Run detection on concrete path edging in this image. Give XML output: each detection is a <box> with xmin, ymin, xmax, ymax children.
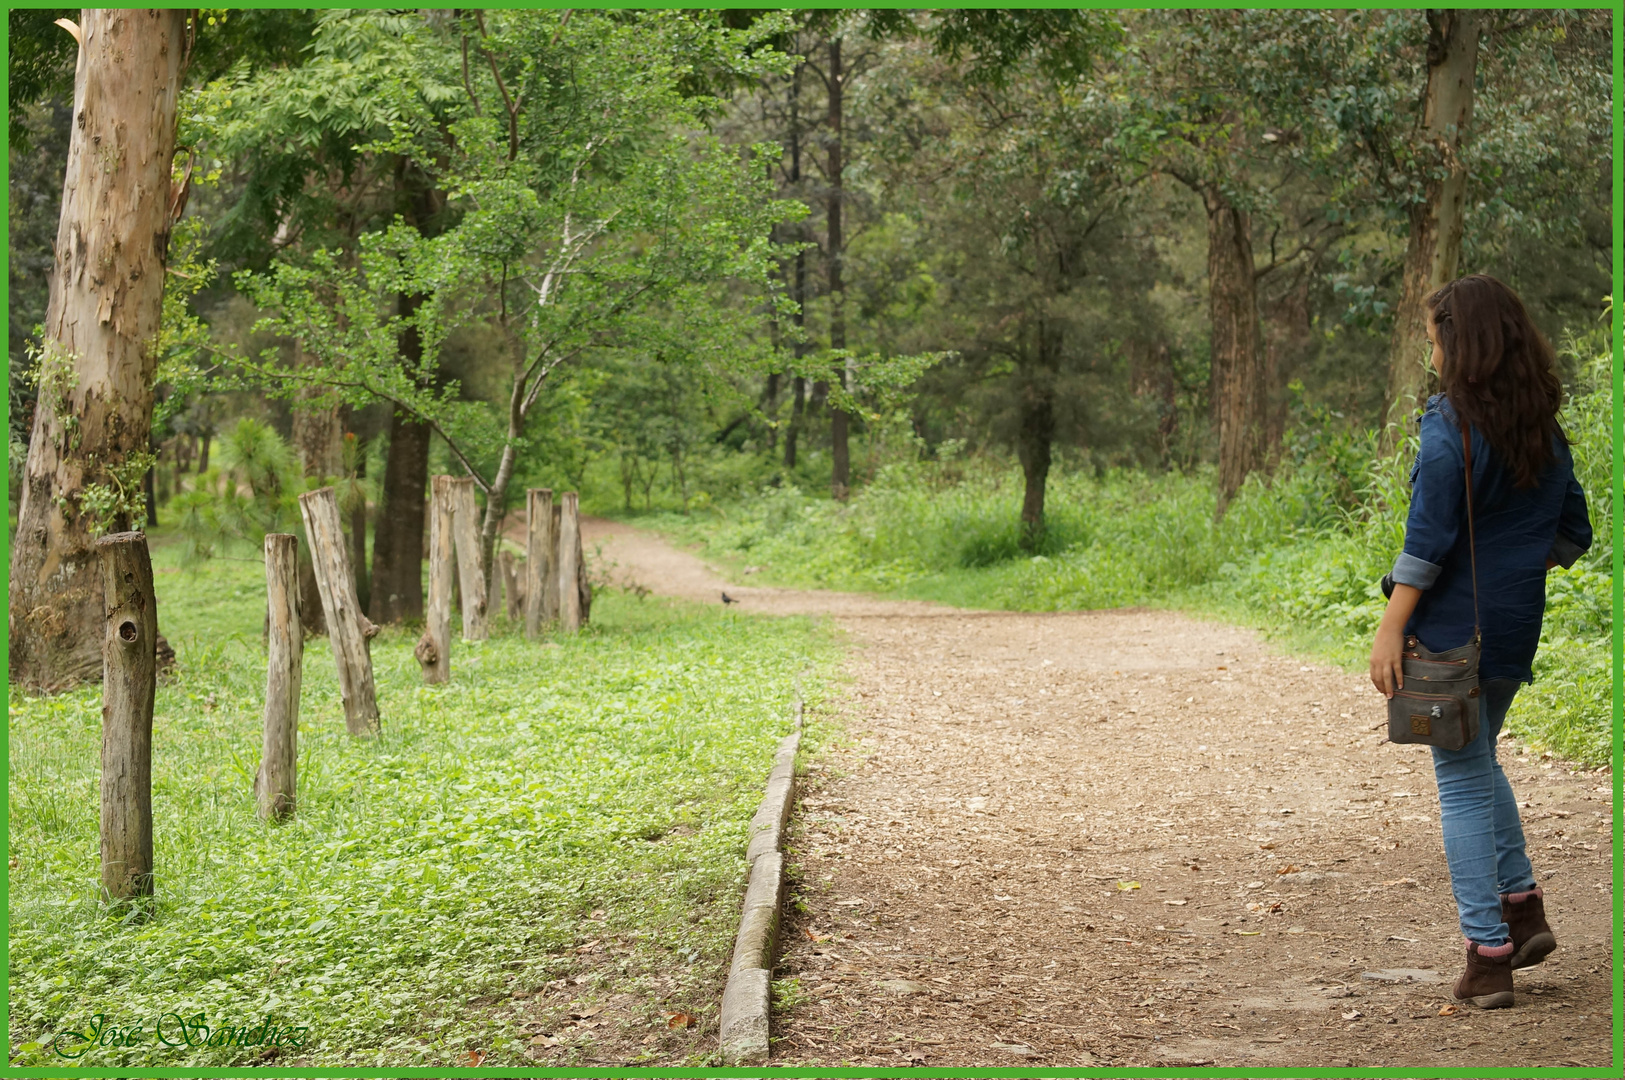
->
<box><xmin>718</xmin><ymin>699</ymin><xmax>802</xmax><ymax>1066</ymax></box>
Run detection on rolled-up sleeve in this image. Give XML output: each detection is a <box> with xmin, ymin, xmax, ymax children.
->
<box><xmin>1393</xmin><ymin>410</ymin><xmax>1465</xmax><ymax>591</ymax></box>
<box><xmin>1549</xmin><ymin>460</ymin><xmax>1593</xmax><ymax>568</ymax></box>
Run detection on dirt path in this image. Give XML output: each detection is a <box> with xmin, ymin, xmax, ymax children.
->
<box><xmin>582</xmin><ymin>517</ymin><xmax>1615</xmax><ymax>1070</ymax></box>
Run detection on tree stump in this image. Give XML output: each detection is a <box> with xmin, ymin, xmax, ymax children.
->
<box><xmin>449</xmin><ymin>476</ymin><xmax>489</xmax><ymax>640</ymax></box>
<box><xmin>416</xmin><ymin>475</ymin><xmax>456</xmax><ymax>684</ymax></box>
<box><xmin>559</xmin><ymin>492</ymin><xmax>582</xmax><ymax>633</ymax></box>
<box><xmin>524</xmin><ymin>488</ymin><xmax>553</xmax><ymax>638</ymax></box>
<box><xmin>256</xmin><ymin>533</ymin><xmax>300</xmax><ymax>821</ymax></box>
<box><xmin>297</xmin><ymin>487</ymin><xmax>381</xmax><ymax>735</ymax></box>
<box><xmin>96</xmin><ymin>531</ymin><xmax>157</xmax><ymax>904</ymax></box>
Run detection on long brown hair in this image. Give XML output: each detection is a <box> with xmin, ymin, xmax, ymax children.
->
<box><xmin>1425</xmin><ymin>274</ymin><xmax>1564</xmax><ymax>488</ymax></box>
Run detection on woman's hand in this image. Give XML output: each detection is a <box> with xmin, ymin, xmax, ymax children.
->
<box><xmin>1369</xmin><ymin>625</ymin><xmax>1406</xmax><ymax>698</ymax></box>
<box><xmin>1370</xmin><ymin>581</ymin><xmax>1424</xmax><ymax>699</ymax></box>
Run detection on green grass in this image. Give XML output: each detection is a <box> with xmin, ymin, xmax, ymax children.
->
<box><xmin>653</xmin><ymin>346</ymin><xmax>1613</xmax><ymax>768</ymax></box>
<box><xmin>7</xmin><ymin>532</ymin><xmax>842</xmax><ymax>1067</ymax></box>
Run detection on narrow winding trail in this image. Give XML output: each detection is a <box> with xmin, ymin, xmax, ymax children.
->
<box><xmin>583</xmin><ymin>518</ymin><xmax>1614</xmax><ymax>1071</ymax></box>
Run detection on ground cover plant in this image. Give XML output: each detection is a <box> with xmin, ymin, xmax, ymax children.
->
<box><xmin>7</xmin><ymin>533</ymin><xmax>840</xmax><ymax>1067</ymax></box>
<box><xmin>661</xmin><ymin>335</ymin><xmax>1613</xmax><ymax>767</ymax></box>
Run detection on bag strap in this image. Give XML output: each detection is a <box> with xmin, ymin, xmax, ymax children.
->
<box><xmin>1461</xmin><ymin>426</ymin><xmax>1481</xmax><ymax>643</ymax></box>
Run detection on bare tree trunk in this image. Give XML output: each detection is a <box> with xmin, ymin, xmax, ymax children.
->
<box><xmin>1132</xmin><ymin>339</ymin><xmax>1179</xmax><ymax>465</ymax></box>
<box><xmin>1205</xmin><ymin>187</ymin><xmax>1267</xmax><ymax>518</ymax></box>
<box><xmin>784</xmin><ymin>376</ymin><xmax>805</xmax><ymax>468</ymax></box>
<box><xmin>291</xmin><ymin>362</ymin><xmax>343</xmax><ymax>480</ymax></box>
<box><xmin>298</xmin><ymin>487</ymin><xmax>380</xmax><ymax>735</ymax></box>
<box><xmin>97</xmin><ymin>531</ymin><xmax>157</xmax><ymax>905</ymax></box>
<box><xmin>524</xmin><ymin>488</ymin><xmax>553</xmax><ymax>637</ymax></box>
<box><xmin>498</xmin><ymin>550</ymin><xmax>522</xmax><ymax>621</ymax></box>
<box><xmin>1017</xmin><ymin>322</ymin><xmax>1058</xmax><ymax>550</ymax></box>
<box><xmin>826</xmin><ymin>36</ymin><xmax>851</xmax><ymax>501</ymax></box>
<box><xmin>416</xmin><ymin>476</ymin><xmax>455</xmax><ymax>683</ymax></box>
<box><xmin>449</xmin><ymin>476</ymin><xmax>489</xmax><ymax>641</ymax></box>
<box><xmin>367</xmin><ymin>406</ymin><xmax>429</xmax><ymax>624</ymax></box>
<box><xmin>1261</xmin><ymin>266</ymin><xmax>1314</xmax><ymax>470</ymax></box>
<box><xmin>10</xmin><ymin>10</ymin><xmax>189</xmax><ymax>692</ymax></box>
<box><xmin>558</xmin><ymin>492</ymin><xmax>582</xmax><ymax>633</ymax></box>
<box><xmin>1385</xmin><ymin>10</ymin><xmax>1484</xmax><ymax>437</ymax></box>
<box><xmin>256</xmin><ymin>533</ymin><xmax>300</xmax><ymax>822</ymax></box>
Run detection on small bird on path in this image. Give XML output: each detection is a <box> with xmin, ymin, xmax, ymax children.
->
<box><xmin>721</xmin><ymin>592</ymin><xmax>737</xmax><ymax>605</ymax></box>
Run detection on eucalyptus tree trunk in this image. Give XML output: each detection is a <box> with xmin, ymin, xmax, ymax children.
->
<box><xmin>1384</xmin><ymin>10</ymin><xmax>1485</xmax><ymax>436</ymax></box>
<box><xmin>9</xmin><ymin>10</ymin><xmax>191</xmax><ymax>692</ymax></box>
<box><xmin>1204</xmin><ymin>187</ymin><xmax>1266</xmax><ymax>519</ymax></box>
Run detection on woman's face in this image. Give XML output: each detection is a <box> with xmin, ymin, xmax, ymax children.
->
<box><xmin>1425</xmin><ymin>311</ymin><xmax>1444</xmax><ymax>375</ymax></box>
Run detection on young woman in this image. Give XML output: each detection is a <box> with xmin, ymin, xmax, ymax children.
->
<box><xmin>1369</xmin><ymin>274</ymin><xmax>1592</xmax><ymax>1010</ymax></box>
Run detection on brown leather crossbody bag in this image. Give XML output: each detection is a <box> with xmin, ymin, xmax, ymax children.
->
<box><xmin>1387</xmin><ymin>428</ymin><xmax>1482</xmax><ymax>752</ymax></box>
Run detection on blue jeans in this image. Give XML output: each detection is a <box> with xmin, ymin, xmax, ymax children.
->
<box><xmin>1429</xmin><ymin>678</ymin><xmax>1536</xmax><ymax>946</ymax></box>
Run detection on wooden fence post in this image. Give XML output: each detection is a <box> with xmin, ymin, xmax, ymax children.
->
<box><xmin>96</xmin><ymin>531</ymin><xmax>156</xmax><ymax>904</ymax></box>
<box><xmin>525</xmin><ymin>488</ymin><xmax>552</xmax><ymax>637</ymax></box>
<box><xmin>297</xmin><ymin>486</ymin><xmax>381</xmax><ymax>736</ymax></box>
<box><xmin>416</xmin><ymin>475</ymin><xmax>456</xmax><ymax>684</ymax></box>
<box><xmin>545</xmin><ymin>502</ymin><xmax>563</xmax><ymax>622</ymax></box>
<box><xmin>449</xmin><ymin>476</ymin><xmax>489</xmax><ymax>640</ymax></box>
<box><xmin>256</xmin><ymin>533</ymin><xmax>300</xmax><ymax>821</ymax></box>
<box><xmin>559</xmin><ymin>492</ymin><xmax>582</xmax><ymax>632</ymax></box>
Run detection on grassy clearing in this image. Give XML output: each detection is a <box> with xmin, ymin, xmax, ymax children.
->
<box><xmin>656</xmin><ymin>345</ymin><xmax>1612</xmax><ymax>768</ymax></box>
<box><xmin>7</xmin><ymin>532</ymin><xmax>841</xmax><ymax>1067</ymax></box>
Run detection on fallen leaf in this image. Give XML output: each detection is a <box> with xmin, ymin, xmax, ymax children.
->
<box><xmin>529</xmin><ymin>1034</ymin><xmax>558</xmax><ymax>1047</ymax></box>
<box><xmin>1258</xmin><ymin>842</ymin><xmax>1277</xmax><ymax>850</ymax></box>
<box><xmin>1245</xmin><ymin>881</ymin><xmax>1265</xmax><ymax>889</ymax></box>
<box><xmin>665</xmin><ymin>1012</ymin><xmax>697</xmax><ymax>1029</ymax></box>
<box><xmin>1439</xmin><ymin>1004</ymin><xmax>1460</xmax><ymax>1016</ymax></box>
<box><xmin>463</xmin><ymin>1050</ymin><xmax>487</xmax><ymax>1066</ymax></box>
<box><xmin>577</xmin><ymin>939</ymin><xmax>603</xmax><ymax>952</ymax></box>
<box><xmin>1276</xmin><ymin>864</ymin><xmax>1301</xmax><ymax>875</ymax></box>
<box><xmin>803</xmin><ymin>927</ymin><xmax>829</xmax><ymax>943</ymax></box>
<box><xmin>1117</xmin><ymin>880</ymin><xmax>1141</xmax><ymax>891</ymax></box>
<box><xmin>1163</xmin><ymin>899</ymin><xmax>1187</xmax><ymax>906</ymax></box>
<box><xmin>1341</xmin><ymin>1010</ymin><xmax>1363</xmax><ymax>1021</ymax></box>
<box><xmin>993</xmin><ymin>894</ymin><xmax>1016</xmax><ymax>901</ymax></box>
<box><xmin>1235</xmin><ymin>930</ymin><xmax>1261</xmax><ymax>936</ymax></box>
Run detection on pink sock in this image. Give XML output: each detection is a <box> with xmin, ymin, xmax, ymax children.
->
<box><xmin>1470</xmin><ymin>939</ymin><xmax>1514</xmax><ymax>957</ymax></box>
<box><xmin>1503</xmin><ymin>888</ymin><xmax>1542</xmax><ymax>903</ymax></box>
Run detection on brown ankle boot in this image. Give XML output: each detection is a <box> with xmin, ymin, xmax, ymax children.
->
<box><xmin>1501</xmin><ymin>889</ymin><xmax>1556</xmax><ymax>970</ymax></box>
<box><xmin>1452</xmin><ymin>941</ymin><xmax>1514</xmax><ymax>1008</ymax></box>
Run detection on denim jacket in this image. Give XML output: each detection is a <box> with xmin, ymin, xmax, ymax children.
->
<box><xmin>1390</xmin><ymin>395</ymin><xmax>1592</xmax><ymax>683</ymax></box>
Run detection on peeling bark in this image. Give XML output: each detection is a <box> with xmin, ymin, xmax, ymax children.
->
<box><xmin>9</xmin><ymin>10</ymin><xmax>190</xmax><ymax>692</ymax></box>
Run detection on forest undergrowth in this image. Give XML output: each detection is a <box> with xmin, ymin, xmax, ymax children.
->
<box><xmin>7</xmin><ymin>535</ymin><xmax>840</xmax><ymax>1067</ymax></box>
<box><xmin>663</xmin><ymin>340</ymin><xmax>1614</xmax><ymax>767</ymax></box>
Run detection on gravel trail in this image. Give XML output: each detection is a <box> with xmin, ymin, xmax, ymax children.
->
<box><xmin>581</xmin><ymin>517</ymin><xmax>1615</xmax><ymax>1070</ymax></box>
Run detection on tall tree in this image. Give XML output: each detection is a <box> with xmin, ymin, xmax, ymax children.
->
<box><xmin>208</xmin><ymin>9</ymin><xmax>457</xmax><ymax>623</ymax></box>
<box><xmin>1383</xmin><ymin>9</ymin><xmax>1485</xmax><ymax>429</ymax></box>
<box><xmin>241</xmin><ymin>9</ymin><xmax>799</xmax><ymax>583</ymax></box>
<box><xmin>10</xmin><ymin>10</ymin><xmax>192</xmax><ymax>690</ymax></box>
